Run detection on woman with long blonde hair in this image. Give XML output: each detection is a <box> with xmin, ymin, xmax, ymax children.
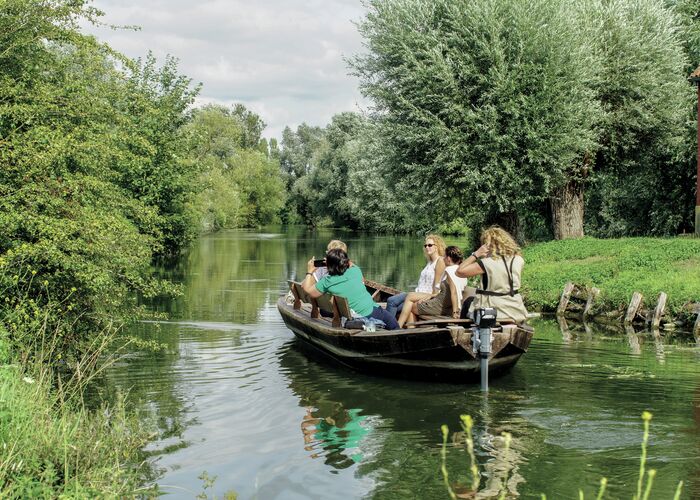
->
<box><xmin>387</xmin><ymin>234</ymin><xmax>446</xmax><ymax>324</ymax></box>
<box><xmin>394</xmin><ymin>234</ymin><xmax>446</xmax><ymax>328</ymax></box>
<box><xmin>456</xmin><ymin>226</ymin><xmax>528</xmax><ymax>323</ymax></box>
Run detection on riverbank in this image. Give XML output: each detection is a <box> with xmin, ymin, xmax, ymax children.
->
<box><xmin>521</xmin><ymin>237</ymin><xmax>700</xmax><ymax>323</ymax></box>
<box><xmin>0</xmin><ymin>334</ymin><xmax>155</xmax><ymax>497</ymax></box>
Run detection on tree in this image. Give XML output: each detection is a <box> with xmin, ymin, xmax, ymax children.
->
<box><xmin>0</xmin><ymin>0</ymin><xmax>197</xmax><ymax>357</ymax></box>
<box><xmin>230</xmin><ymin>150</ymin><xmax>286</xmax><ymax>226</ymax></box>
<box><xmin>352</xmin><ymin>0</ymin><xmax>601</xmax><ymax>240</ymax></box>
<box><xmin>118</xmin><ymin>53</ymin><xmax>200</xmax><ymax>254</ymax></box>
<box><xmin>306</xmin><ymin>112</ymin><xmax>365</xmax><ymax>227</ymax></box>
<box><xmin>279</xmin><ymin>123</ymin><xmax>326</xmax><ymax>224</ymax></box>
<box><xmin>584</xmin><ymin>0</ymin><xmax>692</xmax><ymax>236</ymax></box>
<box><xmin>344</xmin><ymin>120</ymin><xmax>432</xmax><ymax>232</ymax></box>
<box><xmin>231</xmin><ymin>103</ymin><xmax>266</xmax><ymax>149</ymax></box>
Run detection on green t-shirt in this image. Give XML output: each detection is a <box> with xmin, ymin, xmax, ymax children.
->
<box><xmin>315</xmin><ymin>265</ymin><xmax>376</xmax><ymax>317</ymax></box>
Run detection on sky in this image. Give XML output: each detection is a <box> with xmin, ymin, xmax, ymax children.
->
<box><xmin>84</xmin><ymin>0</ymin><xmax>369</xmax><ymax>140</ymax></box>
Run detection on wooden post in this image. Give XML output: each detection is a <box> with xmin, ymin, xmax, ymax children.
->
<box><xmin>582</xmin><ymin>287</ymin><xmax>600</xmax><ymax>318</ymax></box>
<box><xmin>625</xmin><ymin>324</ymin><xmax>641</xmax><ymax>355</ymax></box>
<box><xmin>649</xmin><ymin>292</ymin><xmax>667</xmax><ymax>329</ymax></box>
<box><xmin>624</xmin><ymin>292</ymin><xmax>643</xmax><ymax>325</ymax></box>
<box><xmin>557</xmin><ymin>282</ymin><xmax>575</xmax><ymax>316</ymax></box>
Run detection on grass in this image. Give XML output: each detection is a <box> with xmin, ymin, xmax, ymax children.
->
<box><xmin>0</xmin><ymin>314</ymin><xmax>158</xmax><ymax>498</ymax></box>
<box><xmin>521</xmin><ymin>237</ymin><xmax>700</xmax><ymax>317</ymax></box>
<box><xmin>0</xmin><ymin>362</ymin><xmax>156</xmax><ymax>498</ymax></box>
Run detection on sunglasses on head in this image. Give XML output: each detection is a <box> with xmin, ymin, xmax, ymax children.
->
<box><xmin>424</xmin><ymin>243</ymin><xmax>435</xmax><ymax>248</ymax></box>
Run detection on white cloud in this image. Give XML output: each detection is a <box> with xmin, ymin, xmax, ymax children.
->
<box><xmin>84</xmin><ymin>0</ymin><xmax>369</xmax><ymax>139</ymax></box>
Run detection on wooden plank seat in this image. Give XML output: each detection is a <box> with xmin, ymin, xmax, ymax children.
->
<box><xmin>407</xmin><ymin>317</ymin><xmax>474</xmax><ymax>327</ymax></box>
<box><xmin>288</xmin><ymin>281</ymin><xmax>355</xmax><ymax>328</ymax></box>
<box><xmin>407</xmin><ymin>314</ymin><xmax>516</xmax><ymax>328</ymax></box>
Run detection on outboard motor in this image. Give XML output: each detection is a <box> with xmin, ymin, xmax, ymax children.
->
<box><xmin>472</xmin><ymin>308</ymin><xmax>497</xmax><ymax>392</ymax></box>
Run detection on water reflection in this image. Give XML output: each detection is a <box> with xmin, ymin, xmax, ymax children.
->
<box><xmin>279</xmin><ymin>341</ymin><xmax>535</xmax><ymax>498</ymax></box>
<box><xmin>92</xmin><ymin>229</ymin><xmax>700</xmax><ymax>499</ymax></box>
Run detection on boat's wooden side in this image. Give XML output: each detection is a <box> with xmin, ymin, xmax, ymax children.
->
<box><xmin>277</xmin><ymin>296</ymin><xmax>533</xmax><ymax>381</ymax></box>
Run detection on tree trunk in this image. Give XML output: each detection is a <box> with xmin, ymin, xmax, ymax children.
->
<box><xmin>483</xmin><ymin>211</ymin><xmax>522</xmax><ymax>244</ymax></box>
<box><xmin>550</xmin><ymin>180</ymin><xmax>584</xmax><ymax>239</ymax></box>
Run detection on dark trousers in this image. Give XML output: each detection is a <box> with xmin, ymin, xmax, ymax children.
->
<box><xmin>369</xmin><ymin>306</ymin><xmax>400</xmax><ymax>330</ymax></box>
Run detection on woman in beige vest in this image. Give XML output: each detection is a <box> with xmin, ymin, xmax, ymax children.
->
<box><xmin>456</xmin><ymin>226</ymin><xmax>528</xmax><ymax>323</ymax></box>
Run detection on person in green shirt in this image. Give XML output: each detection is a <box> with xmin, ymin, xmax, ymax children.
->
<box><xmin>302</xmin><ymin>248</ymin><xmax>400</xmax><ymax>330</ymax></box>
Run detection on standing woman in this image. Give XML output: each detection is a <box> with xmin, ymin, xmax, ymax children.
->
<box><xmin>386</xmin><ymin>234</ymin><xmax>447</xmax><ymax>318</ymax></box>
<box><xmin>456</xmin><ymin>226</ymin><xmax>528</xmax><ymax>323</ymax></box>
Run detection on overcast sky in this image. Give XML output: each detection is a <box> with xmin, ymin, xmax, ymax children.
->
<box><xmin>85</xmin><ymin>0</ymin><xmax>369</xmax><ymax>140</ymax></box>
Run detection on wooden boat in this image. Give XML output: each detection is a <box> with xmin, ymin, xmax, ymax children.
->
<box><xmin>277</xmin><ymin>279</ymin><xmax>533</xmax><ymax>382</ymax></box>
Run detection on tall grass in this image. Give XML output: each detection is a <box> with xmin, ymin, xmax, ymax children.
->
<box><xmin>0</xmin><ymin>308</ymin><xmax>157</xmax><ymax>498</ymax></box>
<box><xmin>440</xmin><ymin>412</ymin><xmax>685</xmax><ymax>499</ymax></box>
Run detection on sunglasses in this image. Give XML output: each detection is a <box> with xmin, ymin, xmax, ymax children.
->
<box><xmin>423</xmin><ymin>243</ymin><xmax>435</xmax><ymax>248</ymax></box>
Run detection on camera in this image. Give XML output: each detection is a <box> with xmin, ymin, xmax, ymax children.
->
<box><xmin>313</xmin><ymin>258</ymin><xmax>326</xmax><ymax>268</ymax></box>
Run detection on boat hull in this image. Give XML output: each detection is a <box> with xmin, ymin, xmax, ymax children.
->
<box><xmin>277</xmin><ymin>297</ymin><xmax>533</xmax><ymax>382</ymax></box>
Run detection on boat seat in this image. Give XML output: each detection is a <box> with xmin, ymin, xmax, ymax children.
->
<box><xmin>290</xmin><ymin>281</ymin><xmax>321</xmax><ymax>319</ymax></box>
<box><xmin>288</xmin><ymin>281</ymin><xmax>353</xmax><ymax>328</ymax></box>
<box><xmin>408</xmin><ymin>316</ymin><xmax>474</xmax><ymax>327</ymax></box>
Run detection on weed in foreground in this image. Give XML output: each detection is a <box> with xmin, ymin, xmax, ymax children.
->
<box><xmin>441</xmin><ymin>412</ymin><xmax>685</xmax><ymax>499</ymax></box>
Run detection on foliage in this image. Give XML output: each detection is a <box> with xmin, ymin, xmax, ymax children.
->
<box><xmin>351</xmin><ymin>0</ymin><xmax>601</xmax><ymax>237</ymax></box>
<box><xmin>230</xmin><ymin>149</ymin><xmax>286</xmax><ymax>226</ymax></box>
<box><xmin>0</xmin><ymin>365</ymin><xmax>156</xmax><ymax>498</ymax></box>
<box><xmin>667</xmin><ymin>0</ymin><xmax>700</xmax><ymax>72</ymax></box>
<box><xmin>584</xmin><ymin>0</ymin><xmax>693</xmax><ymax>237</ymax></box>
<box><xmin>338</xmin><ymin>0</ymin><xmax>695</xmax><ymax>239</ymax></box>
<box><xmin>343</xmin><ymin>118</ymin><xmax>433</xmax><ymax>232</ymax></box>
<box><xmin>304</xmin><ymin>112</ymin><xmax>363</xmax><ymax>227</ymax></box>
<box><xmin>521</xmin><ymin>237</ymin><xmax>700</xmax><ymax>315</ymax></box>
<box><xmin>118</xmin><ymin>53</ymin><xmax>201</xmax><ymax>254</ymax></box>
<box><xmin>183</xmin><ymin>104</ymin><xmax>286</xmax><ymax>230</ymax></box>
<box><xmin>279</xmin><ymin>123</ymin><xmax>327</xmax><ymax>224</ymax></box>
<box><xmin>0</xmin><ymin>0</ymin><xmax>199</xmax><ymax>361</ymax></box>
<box><xmin>0</xmin><ymin>313</ymin><xmax>156</xmax><ymax>499</ymax></box>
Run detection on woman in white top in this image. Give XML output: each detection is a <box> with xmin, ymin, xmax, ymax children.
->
<box><xmin>399</xmin><ymin>246</ymin><xmax>468</xmax><ymax>327</ymax></box>
<box><xmin>392</xmin><ymin>234</ymin><xmax>446</xmax><ymax>326</ymax></box>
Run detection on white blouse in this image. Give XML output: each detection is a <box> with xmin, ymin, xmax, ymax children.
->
<box><xmin>444</xmin><ymin>265</ymin><xmax>469</xmax><ymax>304</ymax></box>
<box><xmin>415</xmin><ymin>260</ymin><xmax>438</xmax><ymax>293</ymax></box>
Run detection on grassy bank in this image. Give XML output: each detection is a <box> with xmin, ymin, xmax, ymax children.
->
<box><xmin>521</xmin><ymin>237</ymin><xmax>700</xmax><ymax>318</ymax></box>
<box><xmin>0</xmin><ymin>331</ymin><xmax>156</xmax><ymax>498</ymax></box>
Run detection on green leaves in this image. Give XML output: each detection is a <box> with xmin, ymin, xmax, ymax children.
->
<box><xmin>350</xmin><ymin>0</ymin><xmax>694</xmax><ymax>238</ymax></box>
<box><xmin>0</xmin><ymin>0</ymin><xmax>197</xmax><ymax>360</ymax></box>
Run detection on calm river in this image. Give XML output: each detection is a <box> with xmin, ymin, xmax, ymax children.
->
<box><xmin>97</xmin><ymin>228</ymin><xmax>700</xmax><ymax>499</ymax></box>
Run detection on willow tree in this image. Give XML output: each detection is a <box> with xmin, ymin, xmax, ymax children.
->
<box><xmin>352</xmin><ymin>0</ymin><xmax>601</xmax><ymax>239</ymax></box>
<box><xmin>584</xmin><ymin>0</ymin><xmax>692</xmax><ymax>236</ymax></box>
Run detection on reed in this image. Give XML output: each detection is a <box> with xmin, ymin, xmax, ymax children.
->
<box><xmin>0</xmin><ymin>309</ymin><xmax>156</xmax><ymax>497</ymax></box>
<box><xmin>441</xmin><ymin>412</ymin><xmax>685</xmax><ymax>499</ymax></box>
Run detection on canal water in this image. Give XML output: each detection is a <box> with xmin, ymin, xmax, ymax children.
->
<box><xmin>96</xmin><ymin>229</ymin><xmax>700</xmax><ymax>499</ymax></box>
